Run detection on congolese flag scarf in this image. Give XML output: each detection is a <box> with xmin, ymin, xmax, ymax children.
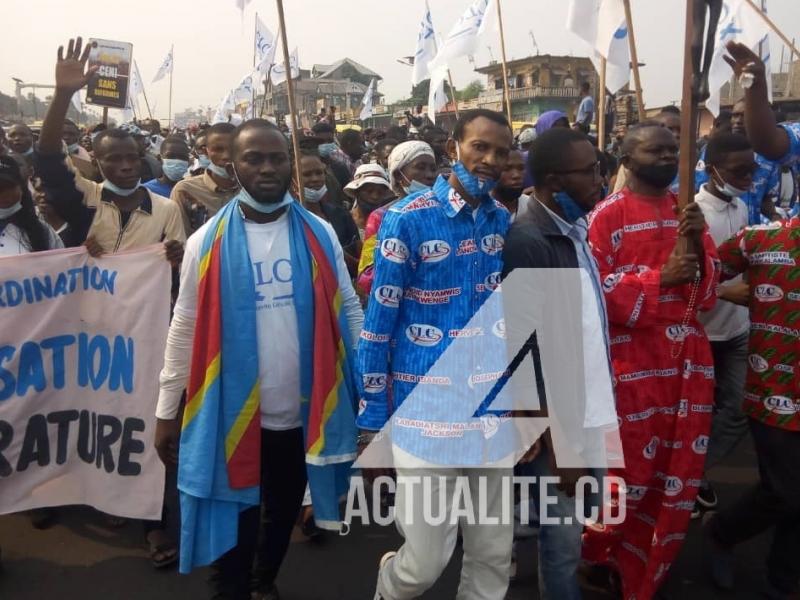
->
<box><xmin>177</xmin><ymin>194</ymin><xmax>359</xmax><ymax>573</ymax></box>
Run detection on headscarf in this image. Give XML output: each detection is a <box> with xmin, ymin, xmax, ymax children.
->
<box><xmin>386</xmin><ymin>141</ymin><xmax>434</xmax><ymax>191</ymax></box>
<box><xmin>535</xmin><ymin>111</ymin><xmax>568</xmax><ymax>136</ymax></box>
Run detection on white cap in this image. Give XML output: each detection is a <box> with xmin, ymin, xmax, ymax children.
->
<box><xmin>344</xmin><ymin>163</ymin><xmax>392</xmax><ymax>198</ymax></box>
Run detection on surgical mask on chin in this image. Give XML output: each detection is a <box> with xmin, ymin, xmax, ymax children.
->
<box><xmin>232</xmin><ymin>166</ymin><xmax>293</xmax><ymax>214</ymax></box>
<box><xmin>401</xmin><ymin>173</ymin><xmax>430</xmax><ymax>196</ymax></box>
<box><xmin>197</xmin><ymin>155</ymin><xmax>211</xmax><ymax>169</ymax></box>
<box><xmin>162</xmin><ymin>158</ymin><xmax>189</xmax><ymax>182</ymax></box>
<box><xmin>102</xmin><ymin>179</ymin><xmax>141</xmax><ymax>197</ymax></box>
<box><xmin>633</xmin><ymin>162</ymin><xmax>679</xmax><ymax>189</ymax></box>
<box><xmin>303</xmin><ymin>185</ymin><xmax>327</xmax><ymax>203</ymax></box>
<box><xmin>0</xmin><ymin>201</ymin><xmax>22</xmax><ymax>219</ymax></box>
<box><xmin>207</xmin><ymin>161</ymin><xmax>233</xmax><ymax>180</ymax></box>
<box><xmin>97</xmin><ymin>164</ymin><xmax>141</xmax><ymax>197</ymax></box>
<box><xmin>67</xmin><ymin>143</ymin><xmax>80</xmax><ymax>154</ymax></box>
<box><xmin>453</xmin><ymin>143</ymin><xmax>497</xmax><ymax>198</ymax></box>
<box><xmin>22</xmin><ymin>147</ymin><xmax>34</xmax><ymax>157</ymax></box>
<box><xmin>712</xmin><ymin>167</ymin><xmax>749</xmax><ymax>198</ymax></box>
<box><xmin>554</xmin><ymin>191</ymin><xmax>589</xmax><ymax>222</ymax></box>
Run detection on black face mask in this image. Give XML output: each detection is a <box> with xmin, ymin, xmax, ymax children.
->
<box><xmin>632</xmin><ymin>162</ymin><xmax>679</xmax><ymax>189</ymax></box>
<box><xmin>495</xmin><ymin>185</ymin><xmax>524</xmax><ymax>203</ymax></box>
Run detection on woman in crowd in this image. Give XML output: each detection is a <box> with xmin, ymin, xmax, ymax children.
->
<box><xmin>356</xmin><ymin>140</ymin><xmax>437</xmax><ymax>297</ymax></box>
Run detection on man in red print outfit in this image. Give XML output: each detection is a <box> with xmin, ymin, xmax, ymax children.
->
<box><xmin>582</xmin><ymin>123</ymin><xmax>720</xmax><ymax>600</ymax></box>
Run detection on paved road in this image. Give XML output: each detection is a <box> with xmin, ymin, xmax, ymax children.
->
<box><xmin>0</xmin><ymin>438</ymin><xmax>773</xmax><ymax>600</ymax></box>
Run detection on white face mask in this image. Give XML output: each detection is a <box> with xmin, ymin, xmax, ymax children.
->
<box><xmin>207</xmin><ymin>161</ymin><xmax>233</xmax><ymax>180</ymax></box>
<box><xmin>712</xmin><ymin>167</ymin><xmax>749</xmax><ymax>198</ymax></box>
<box><xmin>400</xmin><ymin>173</ymin><xmax>430</xmax><ymax>195</ymax></box>
<box><xmin>0</xmin><ymin>201</ymin><xmax>23</xmax><ymax>219</ymax></box>
<box><xmin>303</xmin><ymin>185</ymin><xmax>327</xmax><ymax>203</ymax></box>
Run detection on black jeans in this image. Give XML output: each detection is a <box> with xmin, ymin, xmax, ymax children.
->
<box><xmin>209</xmin><ymin>427</ymin><xmax>307</xmax><ymax>600</ymax></box>
<box><xmin>712</xmin><ymin>420</ymin><xmax>800</xmax><ymax>594</ymax></box>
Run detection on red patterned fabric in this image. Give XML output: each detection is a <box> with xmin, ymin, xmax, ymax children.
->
<box><xmin>583</xmin><ymin>190</ymin><xmax>721</xmax><ymax>600</ymax></box>
<box><xmin>717</xmin><ymin>217</ymin><xmax>800</xmax><ymax>432</ymax></box>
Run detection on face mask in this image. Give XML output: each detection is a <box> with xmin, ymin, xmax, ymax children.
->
<box><xmin>197</xmin><ymin>155</ymin><xmax>211</xmax><ymax>169</ymax></box>
<box><xmin>401</xmin><ymin>173</ymin><xmax>430</xmax><ymax>195</ymax></box>
<box><xmin>67</xmin><ymin>143</ymin><xmax>80</xmax><ymax>154</ymax></box>
<box><xmin>162</xmin><ymin>159</ymin><xmax>189</xmax><ymax>182</ymax></box>
<box><xmin>102</xmin><ymin>179</ymin><xmax>141</xmax><ymax>197</ymax></box>
<box><xmin>233</xmin><ymin>166</ymin><xmax>293</xmax><ymax>214</ymax></box>
<box><xmin>453</xmin><ymin>143</ymin><xmax>497</xmax><ymax>198</ymax></box>
<box><xmin>554</xmin><ymin>191</ymin><xmax>589</xmax><ymax>222</ymax></box>
<box><xmin>207</xmin><ymin>161</ymin><xmax>233</xmax><ymax>180</ymax></box>
<box><xmin>712</xmin><ymin>167</ymin><xmax>749</xmax><ymax>198</ymax></box>
<box><xmin>22</xmin><ymin>147</ymin><xmax>34</xmax><ymax>157</ymax></box>
<box><xmin>318</xmin><ymin>143</ymin><xmax>337</xmax><ymax>158</ymax></box>
<box><xmin>303</xmin><ymin>185</ymin><xmax>327</xmax><ymax>203</ymax></box>
<box><xmin>632</xmin><ymin>162</ymin><xmax>679</xmax><ymax>189</ymax></box>
<box><xmin>0</xmin><ymin>201</ymin><xmax>22</xmax><ymax>219</ymax></box>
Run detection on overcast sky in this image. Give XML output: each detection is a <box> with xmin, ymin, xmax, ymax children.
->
<box><xmin>2</xmin><ymin>0</ymin><xmax>799</xmax><ymax>121</ymax></box>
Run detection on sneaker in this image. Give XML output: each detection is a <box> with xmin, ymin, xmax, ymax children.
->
<box><xmin>696</xmin><ymin>484</ymin><xmax>718</xmax><ymax>510</ymax></box>
<box><xmin>373</xmin><ymin>551</ymin><xmax>397</xmax><ymax>600</ymax></box>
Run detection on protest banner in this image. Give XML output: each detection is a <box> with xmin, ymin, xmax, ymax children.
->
<box><xmin>0</xmin><ymin>245</ymin><xmax>169</xmax><ymax>520</ymax></box>
<box><xmin>85</xmin><ymin>38</ymin><xmax>134</xmax><ymax>109</ymax></box>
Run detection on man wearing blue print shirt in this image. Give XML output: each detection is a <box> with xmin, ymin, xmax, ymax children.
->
<box><xmin>358</xmin><ymin>109</ymin><xmax>515</xmax><ymax>600</ymax></box>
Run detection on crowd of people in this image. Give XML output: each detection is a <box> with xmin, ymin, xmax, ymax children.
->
<box><xmin>1</xmin><ymin>35</ymin><xmax>800</xmax><ymax>600</ymax></box>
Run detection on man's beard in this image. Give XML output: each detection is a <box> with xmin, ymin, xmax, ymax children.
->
<box><xmin>253</xmin><ymin>182</ymin><xmax>290</xmax><ymax>205</ymax></box>
<box><xmin>495</xmin><ymin>185</ymin><xmax>524</xmax><ymax>203</ymax></box>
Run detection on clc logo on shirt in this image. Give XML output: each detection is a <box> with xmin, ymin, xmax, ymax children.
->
<box><xmin>362</xmin><ymin>373</ymin><xmax>388</xmax><ymax>394</ymax></box>
<box><xmin>374</xmin><ymin>285</ymin><xmax>403</xmax><ymax>308</ymax></box>
<box><xmin>381</xmin><ymin>238</ymin><xmax>410</xmax><ymax>263</ymax></box>
<box><xmin>418</xmin><ymin>240</ymin><xmax>451</xmax><ymax>263</ymax></box>
<box><xmin>663</xmin><ymin>476</ymin><xmax>684</xmax><ymax>497</ymax></box>
<box><xmin>754</xmin><ymin>284</ymin><xmax>784</xmax><ymax>302</ymax></box>
<box><xmin>406</xmin><ymin>324</ymin><xmax>444</xmax><ymax>347</ymax></box>
<box><xmin>480</xmin><ymin>234</ymin><xmax>504</xmax><ymax>255</ymax></box>
<box><xmin>484</xmin><ymin>272</ymin><xmax>502</xmax><ymax>291</ymax></box>
<box><xmin>253</xmin><ymin>259</ymin><xmax>293</xmax><ymax>303</ymax></box>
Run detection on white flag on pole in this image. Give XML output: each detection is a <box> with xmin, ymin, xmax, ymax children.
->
<box><xmin>212</xmin><ymin>90</ymin><xmax>236</xmax><ymax>124</ymax></box>
<box><xmin>360</xmin><ymin>79</ymin><xmax>376</xmax><ymax>121</ymax></box>
<box><xmin>427</xmin><ymin>64</ymin><xmax>450</xmax><ymax>125</ymax></box>
<box><xmin>431</xmin><ymin>0</ymin><xmax>494</xmax><ymax>68</ymax></box>
<box><xmin>707</xmin><ymin>0</ymin><xmax>772</xmax><ymax>115</ymax></box>
<box><xmin>255</xmin><ymin>16</ymin><xmax>278</xmax><ymax>74</ymax></box>
<box><xmin>566</xmin><ymin>0</ymin><xmax>630</xmax><ymax>93</ymax></box>
<box><xmin>270</xmin><ymin>46</ymin><xmax>299</xmax><ymax>85</ymax></box>
<box><xmin>412</xmin><ymin>1</ymin><xmax>438</xmax><ymax>85</ymax></box>
<box><xmin>235</xmin><ymin>0</ymin><xmax>252</xmax><ymax>12</ymax></box>
<box><xmin>129</xmin><ymin>60</ymin><xmax>145</xmax><ymax>107</ymax></box>
<box><xmin>152</xmin><ymin>47</ymin><xmax>173</xmax><ymax>83</ymax></box>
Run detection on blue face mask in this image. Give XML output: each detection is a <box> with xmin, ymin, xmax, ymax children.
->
<box><xmin>207</xmin><ymin>161</ymin><xmax>233</xmax><ymax>180</ymax></box>
<box><xmin>303</xmin><ymin>185</ymin><xmax>327</xmax><ymax>203</ymax></box>
<box><xmin>162</xmin><ymin>159</ymin><xmax>189</xmax><ymax>182</ymax></box>
<box><xmin>102</xmin><ymin>179</ymin><xmax>141</xmax><ymax>197</ymax></box>
<box><xmin>318</xmin><ymin>143</ymin><xmax>337</xmax><ymax>158</ymax></box>
<box><xmin>554</xmin><ymin>191</ymin><xmax>589</xmax><ymax>223</ymax></box>
<box><xmin>67</xmin><ymin>143</ymin><xmax>80</xmax><ymax>154</ymax></box>
<box><xmin>197</xmin><ymin>155</ymin><xmax>211</xmax><ymax>169</ymax></box>
<box><xmin>233</xmin><ymin>166</ymin><xmax>293</xmax><ymax>214</ymax></box>
<box><xmin>453</xmin><ymin>143</ymin><xmax>497</xmax><ymax>198</ymax></box>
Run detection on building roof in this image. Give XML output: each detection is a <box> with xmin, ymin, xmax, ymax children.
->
<box><xmin>474</xmin><ymin>54</ymin><xmax>594</xmax><ymax>74</ymax></box>
<box><xmin>312</xmin><ymin>58</ymin><xmax>382</xmax><ymax>81</ymax></box>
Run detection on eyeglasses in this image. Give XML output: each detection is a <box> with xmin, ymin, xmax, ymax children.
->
<box><xmin>553</xmin><ymin>161</ymin><xmax>602</xmax><ymax>178</ymax></box>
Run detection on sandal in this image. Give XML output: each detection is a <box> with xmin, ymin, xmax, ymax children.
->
<box><xmin>146</xmin><ymin>531</ymin><xmax>178</xmax><ymax>569</ymax></box>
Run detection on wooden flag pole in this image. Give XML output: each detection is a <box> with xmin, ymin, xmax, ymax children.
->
<box><xmin>168</xmin><ymin>45</ymin><xmax>174</xmax><ymax>129</ymax></box>
<box><xmin>677</xmin><ymin>0</ymin><xmax>699</xmax><ymax>212</ymax></box>
<box><xmin>622</xmin><ymin>0</ymin><xmax>646</xmax><ymax>121</ymax></box>
<box><xmin>447</xmin><ymin>70</ymin><xmax>460</xmax><ymax>119</ymax></box>
<box><xmin>598</xmin><ymin>57</ymin><xmax>607</xmax><ymax>150</ymax></box>
<box><xmin>495</xmin><ymin>0</ymin><xmax>513</xmax><ymax>124</ymax></box>
<box><xmin>742</xmin><ymin>0</ymin><xmax>800</xmax><ymax>56</ymax></box>
<box><xmin>275</xmin><ymin>0</ymin><xmax>305</xmax><ymax>205</ymax></box>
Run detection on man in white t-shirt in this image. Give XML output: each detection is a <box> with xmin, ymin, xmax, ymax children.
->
<box><xmin>155</xmin><ymin>119</ymin><xmax>363</xmax><ymax>600</ymax></box>
<box><xmin>694</xmin><ymin>132</ymin><xmax>755</xmax><ymax>518</ymax></box>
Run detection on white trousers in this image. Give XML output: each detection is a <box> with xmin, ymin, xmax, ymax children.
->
<box><xmin>377</xmin><ymin>448</ymin><xmax>514</xmax><ymax>600</ymax></box>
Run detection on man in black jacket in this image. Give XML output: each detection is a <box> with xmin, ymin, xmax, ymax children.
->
<box><xmin>502</xmin><ymin>128</ymin><xmax>617</xmax><ymax>600</ymax></box>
